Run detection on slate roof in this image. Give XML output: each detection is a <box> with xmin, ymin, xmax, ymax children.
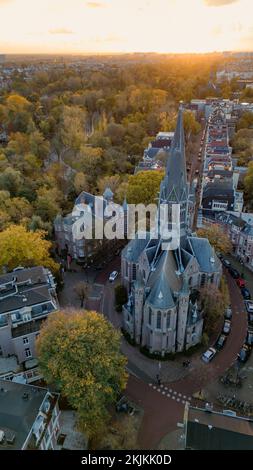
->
<box><xmin>146</xmin><ymin>249</ymin><xmax>182</xmax><ymax>308</ymax></box>
<box><xmin>186</xmin><ymin>406</ymin><xmax>253</xmax><ymax>450</ymax></box>
<box><xmin>121</xmin><ymin>234</ymin><xmax>151</xmax><ymax>263</ymax></box>
<box><xmin>187</xmin><ymin>237</ymin><xmax>220</xmax><ymax>273</ymax></box>
<box><xmin>0</xmin><ymin>267</ymin><xmax>55</xmax><ymax>315</ymax></box>
<box><xmin>0</xmin><ymin>380</ymin><xmax>51</xmax><ymax>450</ymax></box>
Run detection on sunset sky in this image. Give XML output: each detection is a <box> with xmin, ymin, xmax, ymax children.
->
<box><xmin>0</xmin><ymin>0</ymin><xmax>253</xmax><ymax>54</ymax></box>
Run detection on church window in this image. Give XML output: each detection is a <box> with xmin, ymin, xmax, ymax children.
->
<box><xmin>149</xmin><ymin>307</ymin><xmax>152</xmax><ymax>326</ymax></box>
<box><xmin>200</xmin><ymin>274</ymin><xmax>206</xmax><ymax>286</ymax></box>
<box><xmin>142</xmin><ymin>269</ymin><xmax>146</xmax><ymax>280</ymax></box>
<box><xmin>132</xmin><ymin>264</ymin><xmax>136</xmax><ymax>281</ymax></box>
<box><xmin>189</xmin><ymin>277</ymin><xmax>192</xmax><ymax>286</ymax></box>
<box><xmin>157</xmin><ymin>311</ymin><xmax>161</xmax><ymax>329</ymax></box>
<box><xmin>166</xmin><ymin>312</ymin><xmax>171</xmax><ymax>329</ymax></box>
<box><xmin>210</xmin><ymin>274</ymin><xmax>214</xmax><ymax>284</ymax></box>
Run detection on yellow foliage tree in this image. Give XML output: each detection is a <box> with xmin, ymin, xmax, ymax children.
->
<box><xmin>197</xmin><ymin>224</ymin><xmax>232</xmax><ymax>254</ymax></box>
<box><xmin>0</xmin><ymin>224</ymin><xmax>58</xmax><ymax>273</ymax></box>
<box><xmin>36</xmin><ymin>309</ymin><xmax>128</xmax><ymax>439</ymax></box>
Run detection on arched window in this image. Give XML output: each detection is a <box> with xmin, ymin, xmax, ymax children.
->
<box><xmin>166</xmin><ymin>312</ymin><xmax>171</xmax><ymax>329</ymax></box>
<box><xmin>189</xmin><ymin>277</ymin><xmax>192</xmax><ymax>287</ymax></box>
<box><xmin>149</xmin><ymin>307</ymin><xmax>152</xmax><ymax>326</ymax></box>
<box><xmin>210</xmin><ymin>274</ymin><xmax>214</xmax><ymax>284</ymax></box>
<box><xmin>157</xmin><ymin>311</ymin><xmax>161</xmax><ymax>329</ymax></box>
<box><xmin>200</xmin><ymin>274</ymin><xmax>206</xmax><ymax>287</ymax></box>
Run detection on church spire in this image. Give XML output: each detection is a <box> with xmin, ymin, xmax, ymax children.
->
<box><xmin>165</xmin><ymin>105</ymin><xmax>187</xmax><ymax>196</ymax></box>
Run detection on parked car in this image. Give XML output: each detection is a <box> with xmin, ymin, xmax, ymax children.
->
<box><xmin>237</xmin><ymin>278</ymin><xmax>246</xmax><ymax>288</ymax></box>
<box><xmin>109</xmin><ymin>270</ymin><xmax>119</xmax><ymax>282</ymax></box>
<box><xmin>246</xmin><ymin>329</ymin><xmax>253</xmax><ymax>346</ymax></box>
<box><xmin>241</xmin><ymin>287</ymin><xmax>251</xmax><ymax>300</ymax></box>
<box><xmin>222</xmin><ymin>259</ymin><xmax>231</xmax><ymax>268</ymax></box>
<box><xmin>245</xmin><ymin>300</ymin><xmax>253</xmax><ymax>313</ymax></box>
<box><xmin>238</xmin><ymin>344</ymin><xmax>251</xmax><ymax>363</ymax></box>
<box><xmin>223</xmin><ymin>319</ymin><xmax>231</xmax><ymax>335</ymax></box>
<box><xmin>215</xmin><ymin>334</ymin><xmax>227</xmax><ymax>351</ymax></box>
<box><xmin>202</xmin><ymin>347</ymin><xmax>217</xmax><ymax>363</ymax></box>
<box><xmin>224</xmin><ymin>306</ymin><xmax>232</xmax><ymax>319</ymax></box>
<box><xmin>248</xmin><ymin>312</ymin><xmax>253</xmax><ymax>326</ymax></box>
<box><xmin>228</xmin><ymin>267</ymin><xmax>240</xmax><ymax>279</ymax></box>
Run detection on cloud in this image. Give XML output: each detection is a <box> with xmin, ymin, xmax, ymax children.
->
<box><xmin>49</xmin><ymin>28</ymin><xmax>74</xmax><ymax>35</ymax></box>
<box><xmin>86</xmin><ymin>2</ymin><xmax>107</xmax><ymax>7</ymax></box>
<box><xmin>204</xmin><ymin>0</ymin><xmax>238</xmax><ymax>6</ymax></box>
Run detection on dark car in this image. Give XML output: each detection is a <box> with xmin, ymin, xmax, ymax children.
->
<box><xmin>238</xmin><ymin>344</ymin><xmax>251</xmax><ymax>363</ymax></box>
<box><xmin>246</xmin><ymin>330</ymin><xmax>253</xmax><ymax>346</ymax></box>
<box><xmin>228</xmin><ymin>267</ymin><xmax>240</xmax><ymax>279</ymax></box>
<box><xmin>216</xmin><ymin>334</ymin><xmax>227</xmax><ymax>350</ymax></box>
<box><xmin>248</xmin><ymin>312</ymin><xmax>253</xmax><ymax>326</ymax></box>
<box><xmin>245</xmin><ymin>300</ymin><xmax>253</xmax><ymax>314</ymax></box>
<box><xmin>241</xmin><ymin>287</ymin><xmax>251</xmax><ymax>300</ymax></box>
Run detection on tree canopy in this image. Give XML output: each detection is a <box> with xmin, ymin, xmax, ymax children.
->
<box><xmin>36</xmin><ymin>309</ymin><xmax>128</xmax><ymax>439</ymax></box>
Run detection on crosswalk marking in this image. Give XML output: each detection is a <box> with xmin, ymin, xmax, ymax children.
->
<box><xmin>148</xmin><ymin>382</ymin><xmax>190</xmax><ymax>405</ymax></box>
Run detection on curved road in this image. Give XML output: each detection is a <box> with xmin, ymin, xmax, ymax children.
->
<box><xmin>97</xmin><ymin>264</ymin><xmax>248</xmax><ymax>448</ymax></box>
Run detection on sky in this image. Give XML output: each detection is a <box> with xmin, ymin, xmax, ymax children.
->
<box><xmin>0</xmin><ymin>0</ymin><xmax>253</xmax><ymax>54</ymax></box>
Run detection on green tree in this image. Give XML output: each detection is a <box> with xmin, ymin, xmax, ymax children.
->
<box><xmin>124</xmin><ymin>170</ymin><xmax>164</xmax><ymax>205</ymax></box>
<box><xmin>0</xmin><ymin>167</ymin><xmax>22</xmax><ymax>196</ymax></box>
<box><xmin>36</xmin><ymin>309</ymin><xmax>128</xmax><ymax>439</ymax></box>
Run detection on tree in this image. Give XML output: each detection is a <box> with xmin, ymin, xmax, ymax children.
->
<box><xmin>97</xmin><ymin>175</ymin><xmax>121</xmax><ymax>195</ymax></box>
<box><xmin>197</xmin><ymin>224</ymin><xmax>232</xmax><ymax>254</ymax></box>
<box><xmin>124</xmin><ymin>170</ymin><xmax>164</xmax><ymax>205</ymax></box>
<box><xmin>244</xmin><ymin>161</ymin><xmax>253</xmax><ymax>208</ymax></box>
<box><xmin>115</xmin><ymin>285</ymin><xmax>128</xmax><ymax>312</ymax></box>
<box><xmin>73</xmin><ymin>172</ymin><xmax>88</xmax><ymax>195</ymax></box>
<box><xmin>36</xmin><ymin>309</ymin><xmax>128</xmax><ymax>439</ymax></box>
<box><xmin>0</xmin><ymin>167</ymin><xmax>22</xmax><ymax>196</ymax></box>
<box><xmin>74</xmin><ymin>282</ymin><xmax>89</xmax><ymax>308</ymax></box>
<box><xmin>0</xmin><ymin>225</ymin><xmax>58</xmax><ymax>273</ymax></box>
<box><xmin>200</xmin><ymin>277</ymin><xmax>229</xmax><ymax>336</ymax></box>
<box><xmin>183</xmin><ymin>110</ymin><xmax>201</xmax><ymax>142</ymax></box>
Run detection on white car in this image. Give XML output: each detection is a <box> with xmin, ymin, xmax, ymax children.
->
<box><xmin>109</xmin><ymin>271</ymin><xmax>118</xmax><ymax>282</ymax></box>
<box><xmin>202</xmin><ymin>347</ymin><xmax>217</xmax><ymax>363</ymax></box>
<box><xmin>245</xmin><ymin>300</ymin><xmax>253</xmax><ymax>313</ymax></box>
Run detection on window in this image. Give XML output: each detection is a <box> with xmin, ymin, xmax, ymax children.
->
<box><xmin>25</xmin><ymin>348</ymin><xmax>32</xmax><ymax>358</ymax></box>
<box><xmin>200</xmin><ymin>274</ymin><xmax>206</xmax><ymax>287</ymax></box>
<box><xmin>132</xmin><ymin>264</ymin><xmax>137</xmax><ymax>281</ymax></box>
<box><xmin>149</xmin><ymin>308</ymin><xmax>152</xmax><ymax>326</ymax></box>
<box><xmin>188</xmin><ymin>277</ymin><xmax>192</xmax><ymax>287</ymax></box>
<box><xmin>210</xmin><ymin>274</ymin><xmax>214</xmax><ymax>284</ymax></box>
<box><xmin>23</xmin><ymin>337</ymin><xmax>29</xmax><ymax>345</ymax></box>
<box><xmin>0</xmin><ymin>346</ymin><xmax>2</xmax><ymax>356</ymax></box>
<box><xmin>166</xmin><ymin>312</ymin><xmax>171</xmax><ymax>329</ymax></box>
<box><xmin>157</xmin><ymin>311</ymin><xmax>161</xmax><ymax>329</ymax></box>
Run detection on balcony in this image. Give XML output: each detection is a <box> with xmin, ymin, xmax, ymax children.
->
<box><xmin>11</xmin><ymin>318</ymin><xmax>45</xmax><ymax>338</ymax></box>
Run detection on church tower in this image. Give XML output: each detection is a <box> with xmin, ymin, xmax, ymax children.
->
<box><xmin>159</xmin><ymin>106</ymin><xmax>189</xmax><ymax>239</ymax></box>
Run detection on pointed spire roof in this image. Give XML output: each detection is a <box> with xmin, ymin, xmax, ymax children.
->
<box><xmin>147</xmin><ymin>270</ymin><xmax>175</xmax><ymax>309</ymax></box>
<box><xmin>103</xmin><ymin>187</ymin><xmax>114</xmax><ymax>200</ymax></box>
<box><xmin>165</xmin><ymin>106</ymin><xmax>187</xmax><ymax>200</ymax></box>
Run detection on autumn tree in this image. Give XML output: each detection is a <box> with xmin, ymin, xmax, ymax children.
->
<box><xmin>36</xmin><ymin>309</ymin><xmax>128</xmax><ymax>439</ymax></box>
<box><xmin>74</xmin><ymin>282</ymin><xmax>89</xmax><ymax>308</ymax></box>
<box><xmin>200</xmin><ymin>277</ymin><xmax>229</xmax><ymax>336</ymax></box>
<box><xmin>123</xmin><ymin>170</ymin><xmax>164</xmax><ymax>205</ymax></box>
<box><xmin>0</xmin><ymin>225</ymin><xmax>58</xmax><ymax>273</ymax></box>
<box><xmin>197</xmin><ymin>224</ymin><xmax>232</xmax><ymax>254</ymax></box>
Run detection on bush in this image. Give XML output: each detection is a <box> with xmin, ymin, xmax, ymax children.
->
<box><xmin>121</xmin><ymin>328</ymin><xmax>136</xmax><ymax>346</ymax></box>
<box><xmin>115</xmin><ymin>285</ymin><xmax>128</xmax><ymax>311</ymax></box>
